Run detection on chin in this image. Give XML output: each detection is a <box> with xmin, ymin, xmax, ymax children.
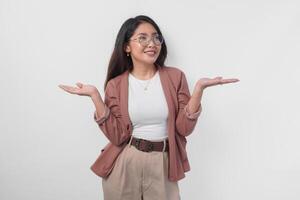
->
<box><xmin>143</xmin><ymin>57</ymin><xmax>158</xmax><ymax>65</ymax></box>
<box><xmin>134</xmin><ymin>55</ymin><xmax>158</xmax><ymax>66</ymax></box>
<box><xmin>143</xmin><ymin>60</ymin><xmax>157</xmax><ymax>66</ymax></box>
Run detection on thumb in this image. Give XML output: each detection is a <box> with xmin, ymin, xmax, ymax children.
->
<box><xmin>76</xmin><ymin>82</ymin><xmax>83</xmax><ymax>88</ymax></box>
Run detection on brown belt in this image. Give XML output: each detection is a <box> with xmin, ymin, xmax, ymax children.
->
<box><xmin>127</xmin><ymin>137</ymin><xmax>169</xmax><ymax>152</ymax></box>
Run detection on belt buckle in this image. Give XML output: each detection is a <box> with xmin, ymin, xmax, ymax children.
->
<box><xmin>135</xmin><ymin>139</ymin><xmax>154</xmax><ymax>152</ymax></box>
<box><xmin>142</xmin><ymin>139</ymin><xmax>154</xmax><ymax>152</ymax></box>
<box><xmin>146</xmin><ymin>142</ymin><xmax>154</xmax><ymax>152</ymax></box>
<box><xmin>135</xmin><ymin>139</ymin><xmax>141</xmax><ymax>149</ymax></box>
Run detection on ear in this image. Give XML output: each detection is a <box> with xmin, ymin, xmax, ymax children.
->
<box><xmin>124</xmin><ymin>44</ymin><xmax>131</xmax><ymax>53</ymax></box>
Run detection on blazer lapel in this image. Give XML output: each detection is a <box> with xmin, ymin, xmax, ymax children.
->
<box><xmin>120</xmin><ymin>70</ymin><xmax>132</xmax><ymax>133</ymax></box>
<box><xmin>158</xmin><ymin>66</ymin><xmax>176</xmax><ymax>122</ymax></box>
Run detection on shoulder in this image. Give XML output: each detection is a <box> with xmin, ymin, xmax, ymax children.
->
<box><xmin>105</xmin><ymin>71</ymin><xmax>126</xmax><ymax>90</ymax></box>
<box><xmin>163</xmin><ymin>65</ymin><xmax>185</xmax><ymax>75</ymax></box>
<box><xmin>162</xmin><ymin>65</ymin><xmax>188</xmax><ymax>85</ymax></box>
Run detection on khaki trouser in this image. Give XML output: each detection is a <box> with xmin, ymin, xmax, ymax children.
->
<box><xmin>101</xmin><ymin>138</ymin><xmax>181</xmax><ymax>200</ymax></box>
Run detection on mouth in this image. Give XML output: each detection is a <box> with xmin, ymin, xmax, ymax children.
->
<box><xmin>144</xmin><ymin>50</ymin><xmax>157</xmax><ymax>56</ymax></box>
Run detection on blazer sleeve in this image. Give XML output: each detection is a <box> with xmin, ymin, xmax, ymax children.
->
<box><xmin>175</xmin><ymin>71</ymin><xmax>202</xmax><ymax>137</ymax></box>
<box><xmin>93</xmin><ymin>79</ymin><xmax>130</xmax><ymax>146</ymax></box>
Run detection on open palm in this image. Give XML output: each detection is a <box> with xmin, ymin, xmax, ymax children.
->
<box><xmin>195</xmin><ymin>76</ymin><xmax>239</xmax><ymax>91</ymax></box>
<box><xmin>58</xmin><ymin>82</ymin><xmax>98</xmax><ymax>97</ymax></box>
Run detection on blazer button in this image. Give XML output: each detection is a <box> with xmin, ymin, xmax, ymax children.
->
<box><xmin>127</xmin><ymin>124</ymin><xmax>129</xmax><ymax>130</ymax></box>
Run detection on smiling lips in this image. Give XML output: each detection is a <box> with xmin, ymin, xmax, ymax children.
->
<box><xmin>144</xmin><ymin>50</ymin><xmax>156</xmax><ymax>56</ymax></box>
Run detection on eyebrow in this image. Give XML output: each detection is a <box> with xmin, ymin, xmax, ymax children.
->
<box><xmin>136</xmin><ymin>32</ymin><xmax>158</xmax><ymax>36</ymax></box>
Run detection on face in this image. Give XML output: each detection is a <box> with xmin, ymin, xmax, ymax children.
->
<box><xmin>125</xmin><ymin>22</ymin><xmax>162</xmax><ymax>66</ymax></box>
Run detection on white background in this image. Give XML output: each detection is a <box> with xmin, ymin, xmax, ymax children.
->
<box><xmin>1</xmin><ymin>0</ymin><xmax>299</xmax><ymax>199</ymax></box>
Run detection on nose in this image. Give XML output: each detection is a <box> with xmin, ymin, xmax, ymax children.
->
<box><xmin>147</xmin><ymin>38</ymin><xmax>156</xmax><ymax>47</ymax></box>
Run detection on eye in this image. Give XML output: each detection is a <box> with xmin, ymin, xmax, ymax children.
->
<box><xmin>138</xmin><ymin>36</ymin><xmax>147</xmax><ymax>41</ymax></box>
<box><xmin>154</xmin><ymin>35</ymin><xmax>163</xmax><ymax>42</ymax></box>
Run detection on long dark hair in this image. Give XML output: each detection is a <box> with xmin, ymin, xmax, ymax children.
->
<box><xmin>104</xmin><ymin>15</ymin><xmax>167</xmax><ymax>89</ymax></box>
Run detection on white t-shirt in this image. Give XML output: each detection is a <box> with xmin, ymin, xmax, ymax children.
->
<box><xmin>128</xmin><ymin>70</ymin><xmax>168</xmax><ymax>141</ymax></box>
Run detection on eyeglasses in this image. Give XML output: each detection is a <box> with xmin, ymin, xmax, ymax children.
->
<box><xmin>129</xmin><ymin>34</ymin><xmax>164</xmax><ymax>47</ymax></box>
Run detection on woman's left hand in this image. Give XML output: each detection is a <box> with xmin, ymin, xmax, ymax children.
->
<box><xmin>194</xmin><ymin>76</ymin><xmax>240</xmax><ymax>92</ymax></box>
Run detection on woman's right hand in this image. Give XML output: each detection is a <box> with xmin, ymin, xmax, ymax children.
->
<box><xmin>58</xmin><ymin>82</ymin><xmax>99</xmax><ymax>98</ymax></box>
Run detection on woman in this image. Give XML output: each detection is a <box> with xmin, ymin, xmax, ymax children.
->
<box><xmin>59</xmin><ymin>15</ymin><xmax>239</xmax><ymax>200</ymax></box>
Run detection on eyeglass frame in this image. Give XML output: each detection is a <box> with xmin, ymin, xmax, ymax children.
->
<box><xmin>128</xmin><ymin>33</ymin><xmax>164</xmax><ymax>47</ymax></box>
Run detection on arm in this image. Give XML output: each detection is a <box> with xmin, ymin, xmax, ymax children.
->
<box><xmin>175</xmin><ymin>71</ymin><xmax>203</xmax><ymax>137</ymax></box>
<box><xmin>92</xmin><ymin>80</ymin><xmax>130</xmax><ymax>146</ymax></box>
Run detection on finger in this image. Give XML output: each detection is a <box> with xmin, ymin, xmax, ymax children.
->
<box><xmin>220</xmin><ymin>79</ymin><xmax>240</xmax><ymax>84</ymax></box>
<box><xmin>209</xmin><ymin>77</ymin><xmax>223</xmax><ymax>85</ymax></box>
<box><xmin>213</xmin><ymin>76</ymin><xmax>223</xmax><ymax>80</ymax></box>
<box><xmin>208</xmin><ymin>80</ymin><xmax>223</xmax><ymax>86</ymax></box>
<box><xmin>58</xmin><ymin>84</ymin><xmax>69</xmax><ymax>88</ymax></box>
<box><xmin>59</xmin><ymin>85</ymin><xmax>79</xmax><ymax>94</ymax></box>
<box><xmin>76</xmin><ymin>82</ymin><xmax>83</xmax><ymax>88</ymax></box>
<box><xmin>214</xmin><ymin>77</ymin><xmax>223</xmax><ymax>85</ymax></box>
<box><xmin>58</xmin><ymin>85</ymin><xmax>69</xmax><ymax>91</ymax></box>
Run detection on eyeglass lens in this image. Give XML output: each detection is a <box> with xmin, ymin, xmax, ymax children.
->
<box><xmin>138</xmin><ymin>35</ymin><xmax>163</xmax><ymax>46</ymax></box>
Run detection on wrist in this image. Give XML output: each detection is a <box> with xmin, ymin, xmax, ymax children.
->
<box><xmin>192</xmin><ymin>88</ymin><xmax>203</xmax><ymax>97</ymax></box>
<box><xmin>91</xmin><ymin>91</ymin><xmax>101</xmax><ymax>100</ymax></box>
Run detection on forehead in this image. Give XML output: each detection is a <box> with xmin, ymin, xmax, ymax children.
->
<box><xmin>133</xmin><ymin>23</ymin><xmax>158</xmax><ymax>36</ymax></box>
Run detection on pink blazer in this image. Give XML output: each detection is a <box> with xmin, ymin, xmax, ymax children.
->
<box><xmin>90</xmin><ymin>65</ymin><xmax>202</xmax><ymax>182</ymax></box>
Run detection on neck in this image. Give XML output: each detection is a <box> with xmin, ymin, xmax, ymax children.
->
<box><xmin>130</xmin><ymin>63</ymin><xmax>157</xmax><ymax>80</ymax></box>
